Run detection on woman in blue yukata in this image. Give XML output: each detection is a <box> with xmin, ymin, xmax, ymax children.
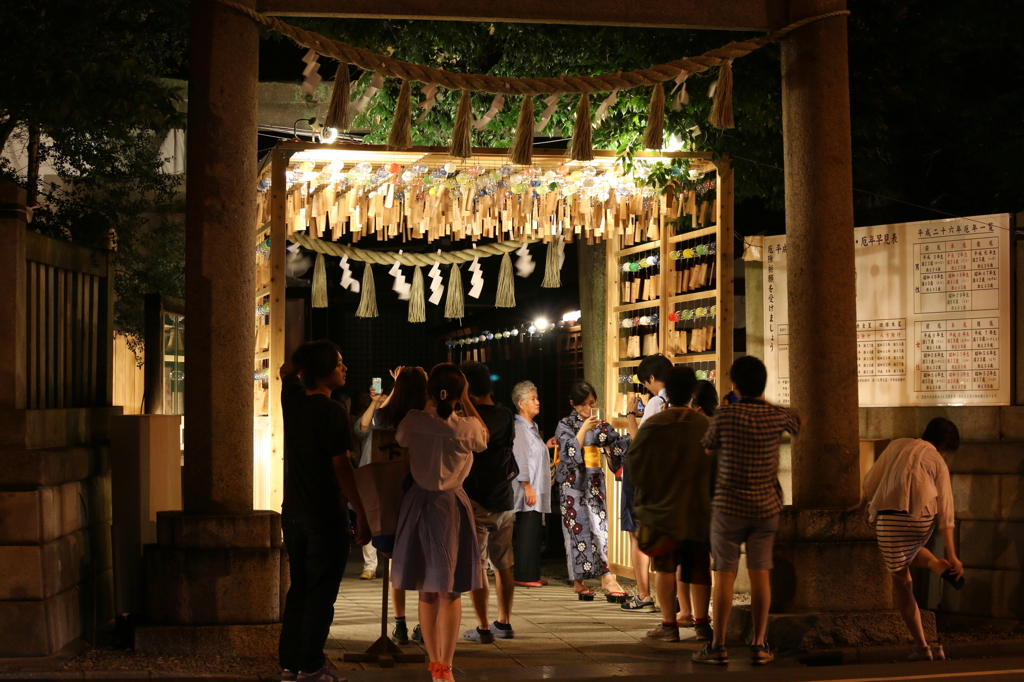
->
<box><xmin>554</xmin><ymin>380</ymin><xmax>630</xmax><ymax>600</ymax></box>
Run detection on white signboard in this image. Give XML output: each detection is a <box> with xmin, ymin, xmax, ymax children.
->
<box><xmin>764</xmin><ymin>214</ymin><xmax>1011</xmax><ymax>407</ymax></box>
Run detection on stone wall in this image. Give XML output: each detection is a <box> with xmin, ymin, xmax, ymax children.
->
<box><xmin>860</xmin><ymin>405</ymin><xmax>1024</xmax><ymax>620</ymax></box>
<box><xmin>0</xmin><ymin>445</ymin><xmax>115</xmax><ymax>656</ymax></box>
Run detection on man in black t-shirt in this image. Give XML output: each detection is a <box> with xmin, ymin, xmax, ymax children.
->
<box><xmin>460</xmin><ymin>362</ymin><xmax>518</xmax><ymax>643</ymax></box>
<box><xmin>279</xmin><ymin>340</ymin><xmax>370</xmax><ymax>682</ymax></box>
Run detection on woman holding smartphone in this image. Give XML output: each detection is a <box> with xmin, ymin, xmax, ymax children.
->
<box><xmin>553</xmin><ymin>380</ymin><xmax>630</xmax><ymax>600</ymax></box>
<box><xmin>391</xmin><ymin>364</ymin><xmax>489</xmax><ymax>682</ymax></box>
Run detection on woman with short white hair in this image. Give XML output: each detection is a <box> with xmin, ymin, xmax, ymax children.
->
<box><xmin>510</xmin><ymin>381</ymin><xmax>555</xmax><ymax>587</ymax></box>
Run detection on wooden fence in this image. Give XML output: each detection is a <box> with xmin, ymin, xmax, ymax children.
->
<box><xmin>113</xmin><ymin>333</ymin><xmax>145</xmax><ymax>415</ymax></box>
<box><xmin>0</xmin><ymin>180</ymin><xmax>114</xmax><ymax>414</ymax></box>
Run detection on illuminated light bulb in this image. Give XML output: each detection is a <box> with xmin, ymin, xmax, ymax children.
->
<box><xmin>534</xmin><ymin>318</ymin><xmax>549</xmax><ymax>332</ymax></box>
<box><xmin>320</xmin><ymin>127</ymin><xmax>338</xmax><ymax>143</ymax></box>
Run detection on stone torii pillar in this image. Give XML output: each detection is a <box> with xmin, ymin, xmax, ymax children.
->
<box><xmin>137</xmin><ymin>0</ymin><xmax>285</xmax><ymax>654</ymax></box>
<box><xmin>737</xmin><ymin>0</ymin><xmax>935</xmax><ymax>648</ymax></box>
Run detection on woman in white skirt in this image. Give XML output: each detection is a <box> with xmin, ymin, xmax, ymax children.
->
<box><xmin>392</xmin><ymin>364</ymin><xmax>489</xmax><ymax>682</ymax></box>
<box><xmin>850</xmin><ymin>417</ymin><xmax>964</xmax><ymax>661</ymax></box>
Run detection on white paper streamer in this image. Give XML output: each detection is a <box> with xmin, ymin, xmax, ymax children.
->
<box><xmin>593</xmin><ymin>90</ymin><xmax>618</xmax><ymax>127</ymax></box>
<box><xmin>514</xmin><ymin>242</ymin><xmax>536</xmax><ymax>278</ymax></box>
<box><xmin>339</xmin><ymin>254</ymin><xmax>360</xmax><ymax>293</ymax></box>
<box><xmin>428</xmin><ymin>260</ymin><xmax>444</xmax><ymax>305</ymax></box>
<box><xmin>468</xmin><ymin>255</ymin><xmax>484</xmax><ymax>299</ymax></box>
<box><xmin>416</xmin><ymin>84</ymin><xmax>439</xmax><ymax>123</ymax></box>
<box><xmin>347</xmin><ymin>72</ymin><xmax>385</xmax><ymax>127</ymax></box>
<box><xmin>473</xmin><ymin>94</ymin><xmax>505</xmax><ymax>131</ymax></box>
<box><xmin>389</xmin><ymin>258</ymin><xmax>411</xmax><ymax>300</ymax></box>
<box><xmin>534</xmin><ymin>93</ymin><xmax>561</xmax><ymax>134</ymax></box>
<box><xmin>671</xmin><ymin>69</ymin><xmax>691</xmax><ymax>110</ymax></box>
<box><xmin>300</xmin><ymin>51</ymin><xmax>322</xmax><ymax>95</ymax></box>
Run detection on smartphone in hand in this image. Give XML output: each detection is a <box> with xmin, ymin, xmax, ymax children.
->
<box><xmin>372</xmin><ymin>377</ymin><xmax>382</xmax><ymax>394</ymax></box>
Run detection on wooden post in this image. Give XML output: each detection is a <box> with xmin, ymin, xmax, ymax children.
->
<box><xmin>0</xmin><ymin>181</ymin><xmax>27</xmax><ymax>410</ymax></box>
<box><xmin>717</xmin><ymin>158</ymin><xmax>735</xmax><ymax>373</ymax></box>
<box><xmin>268</xmin><ymin>148</ymin><xmax>291</xmax><ymax>511</ymax></box>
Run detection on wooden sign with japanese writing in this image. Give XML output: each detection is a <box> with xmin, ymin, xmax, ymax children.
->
<box><xmin>369</xmin><ymin>428</ymin><xmax>410</xmax><ymax>463</ymax></box>
<box><xmin>763</xmin><ymin>214</ymin><xmax>1011</xmax><ymax>406</ymax></box>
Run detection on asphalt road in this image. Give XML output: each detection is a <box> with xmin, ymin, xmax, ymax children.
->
<box><xmin>339</xmin><ymin>656</ymin><xmax>1024</xmax><ymax>682</ymax></box>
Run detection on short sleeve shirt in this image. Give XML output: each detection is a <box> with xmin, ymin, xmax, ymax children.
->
<box><xmin>639</xmin><ymin>388</ymin><xmax>669</xmax><ymax>426</ymax></box>
<box><xmin>702</xmin><ymin>398</ymin><xmax>801</xmax><ymax>518</ymax></box>
<box><xmin>396</xmin><ymin>408</ymin><xmax>489</xmax><ymax>491</ymax></box>
<box><xmin>281</xmin><ymin>375</ymin><xmax>353</xmax><ymax>522</ymax></box>
<box><xmin>463</xmin><ymin>403</ymin><xmax>517</xmax><ymax>511</ymax></box>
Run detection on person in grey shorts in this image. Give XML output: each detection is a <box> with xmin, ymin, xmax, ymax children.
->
<box><xmin>692</xmin><ymin>356</ymin><xmax>804</xmax><ymax>667</ymax></box>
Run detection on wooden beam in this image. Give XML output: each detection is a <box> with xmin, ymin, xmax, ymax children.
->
<box><xmin>257</xmin><ymin>0</ymin><xmax>785</xmax><ymax>31</ymax></box>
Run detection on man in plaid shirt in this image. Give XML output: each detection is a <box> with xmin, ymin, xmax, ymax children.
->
<box><xmin>692</xmin><ymin>356</ymin><xmax>804</xmax><ymax>667</ymax></box>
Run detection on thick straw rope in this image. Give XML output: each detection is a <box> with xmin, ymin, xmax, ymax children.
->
<box><xmin>211</xmin><ymin>0</ymin><xmax>849</xmax><ymax>95</ymax></box>
<box><xmin>290</xmin><ymin>233</ymin><xmax>534</xmax><ymax>266</ymax></box>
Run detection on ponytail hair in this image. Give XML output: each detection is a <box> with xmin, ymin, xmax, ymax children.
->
<box><xmin>428</xmin><ymin>363</ymin><xmax>466</xmax><ymax>419</ymax></box>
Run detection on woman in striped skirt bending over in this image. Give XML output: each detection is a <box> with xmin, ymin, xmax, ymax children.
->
<box><xmin>849</xmin><ymin>418</ymin><xmax>964</xmax><ymax>661</ymax></box>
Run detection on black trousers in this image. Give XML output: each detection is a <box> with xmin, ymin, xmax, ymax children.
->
<box><xmin>279</xmin><ymin>518</ymin><xmax>350</xmax><ymax>673</ymax></box>
<box><xmin>513</xmin><ymin>511</ymin><xmax>544</xmax><ymax>582</ymax></box>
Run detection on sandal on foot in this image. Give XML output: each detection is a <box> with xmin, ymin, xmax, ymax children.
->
<box><xmin>605</xmin><ymin>591</ymin><xmax>629</xmax><ymax>603</ymax></box>
<box><xmin>463</xmin><ymin>627</ymin><xmax>495</xmax><ymax>644</ymax></box>
<box><xmin>429</xmin><ymin>662</ymin><xmax>454</xmax><ymax>682</ymax></box>
<box><xmin>575</xmin><ymin>589</ymin><xmax>595</xmax><ymax>601</ymax></box>
<box><xmin>940</xmin><ymin>568</ymin><xmax>965</xmax><ymax>591</ymax></box>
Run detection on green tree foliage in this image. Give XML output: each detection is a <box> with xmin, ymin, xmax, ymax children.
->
<box><xmin>0</xmin><ymin>0</ymin><xmax>188</xmax><ymax>354</ymax></box>
<box><xmin>277</xmin><ymin>0</ymin><xmax>1024</xmax><ymax>227</ymax></box>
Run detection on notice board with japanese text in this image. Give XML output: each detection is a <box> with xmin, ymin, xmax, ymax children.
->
<box><xmin>763</xmin><ymin>214</ymin><xmax>1011</xmax><ymax>406</ymax></box>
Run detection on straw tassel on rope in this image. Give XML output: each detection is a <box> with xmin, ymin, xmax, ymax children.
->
<box><xmin>356</xmin><ymin>263</ymin><xmax>379</xmax><ymax>318</ymax></box>
<box><xmin>541</xmin><ymin>240</ymin><xmax>561</xmax><ymax>288</ymax></box>
<box><xmin>445</xmin><ymin>264</ymin><xmax>465</xmax><ymax>320</ymax></box>
<box><xmin>387</xmin><ymin>79</ymin><xmax>413</xmax><ymax>149</ymax></box>
<box><xmin>449</xmin><ymin>89</ymin><xmax>474</xmax><ymax>159</ymax></box>
<box><xmin>643</xmin><ymin>83</ymin><xmax>666</xmax><ymax>150</ymax></box>
<box><xmin>509</xmin><ymin>95</ymin><xmax>534</xmax><ymax>166</ymax></box>
<box><xmin>495</xmin><ymin>252</ymin><xmax>516</xmax><ymax>308</ymax></box>
<box><xmin>709</xmin><ymin>60</ymin><xmax>735</xmax><ymax>130</ymax></box>
<box><xmin>408</xmin><ymin>266</ymin><xmax>426</xmax><ymax>323</ymax></box>
<box><xmin>570</xmin><ymin>94</ymin><xmax>593</xmax><ymax>162</ymax></box>
<box><xmin>311</xmin><ymin>253</ymin><xmax>328</xmax><ymax>308</ymax></box>
<box><xmin>323</xmin><ymin>62</ymin><xmax>350</xmax><ymax>130</ymax></box>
